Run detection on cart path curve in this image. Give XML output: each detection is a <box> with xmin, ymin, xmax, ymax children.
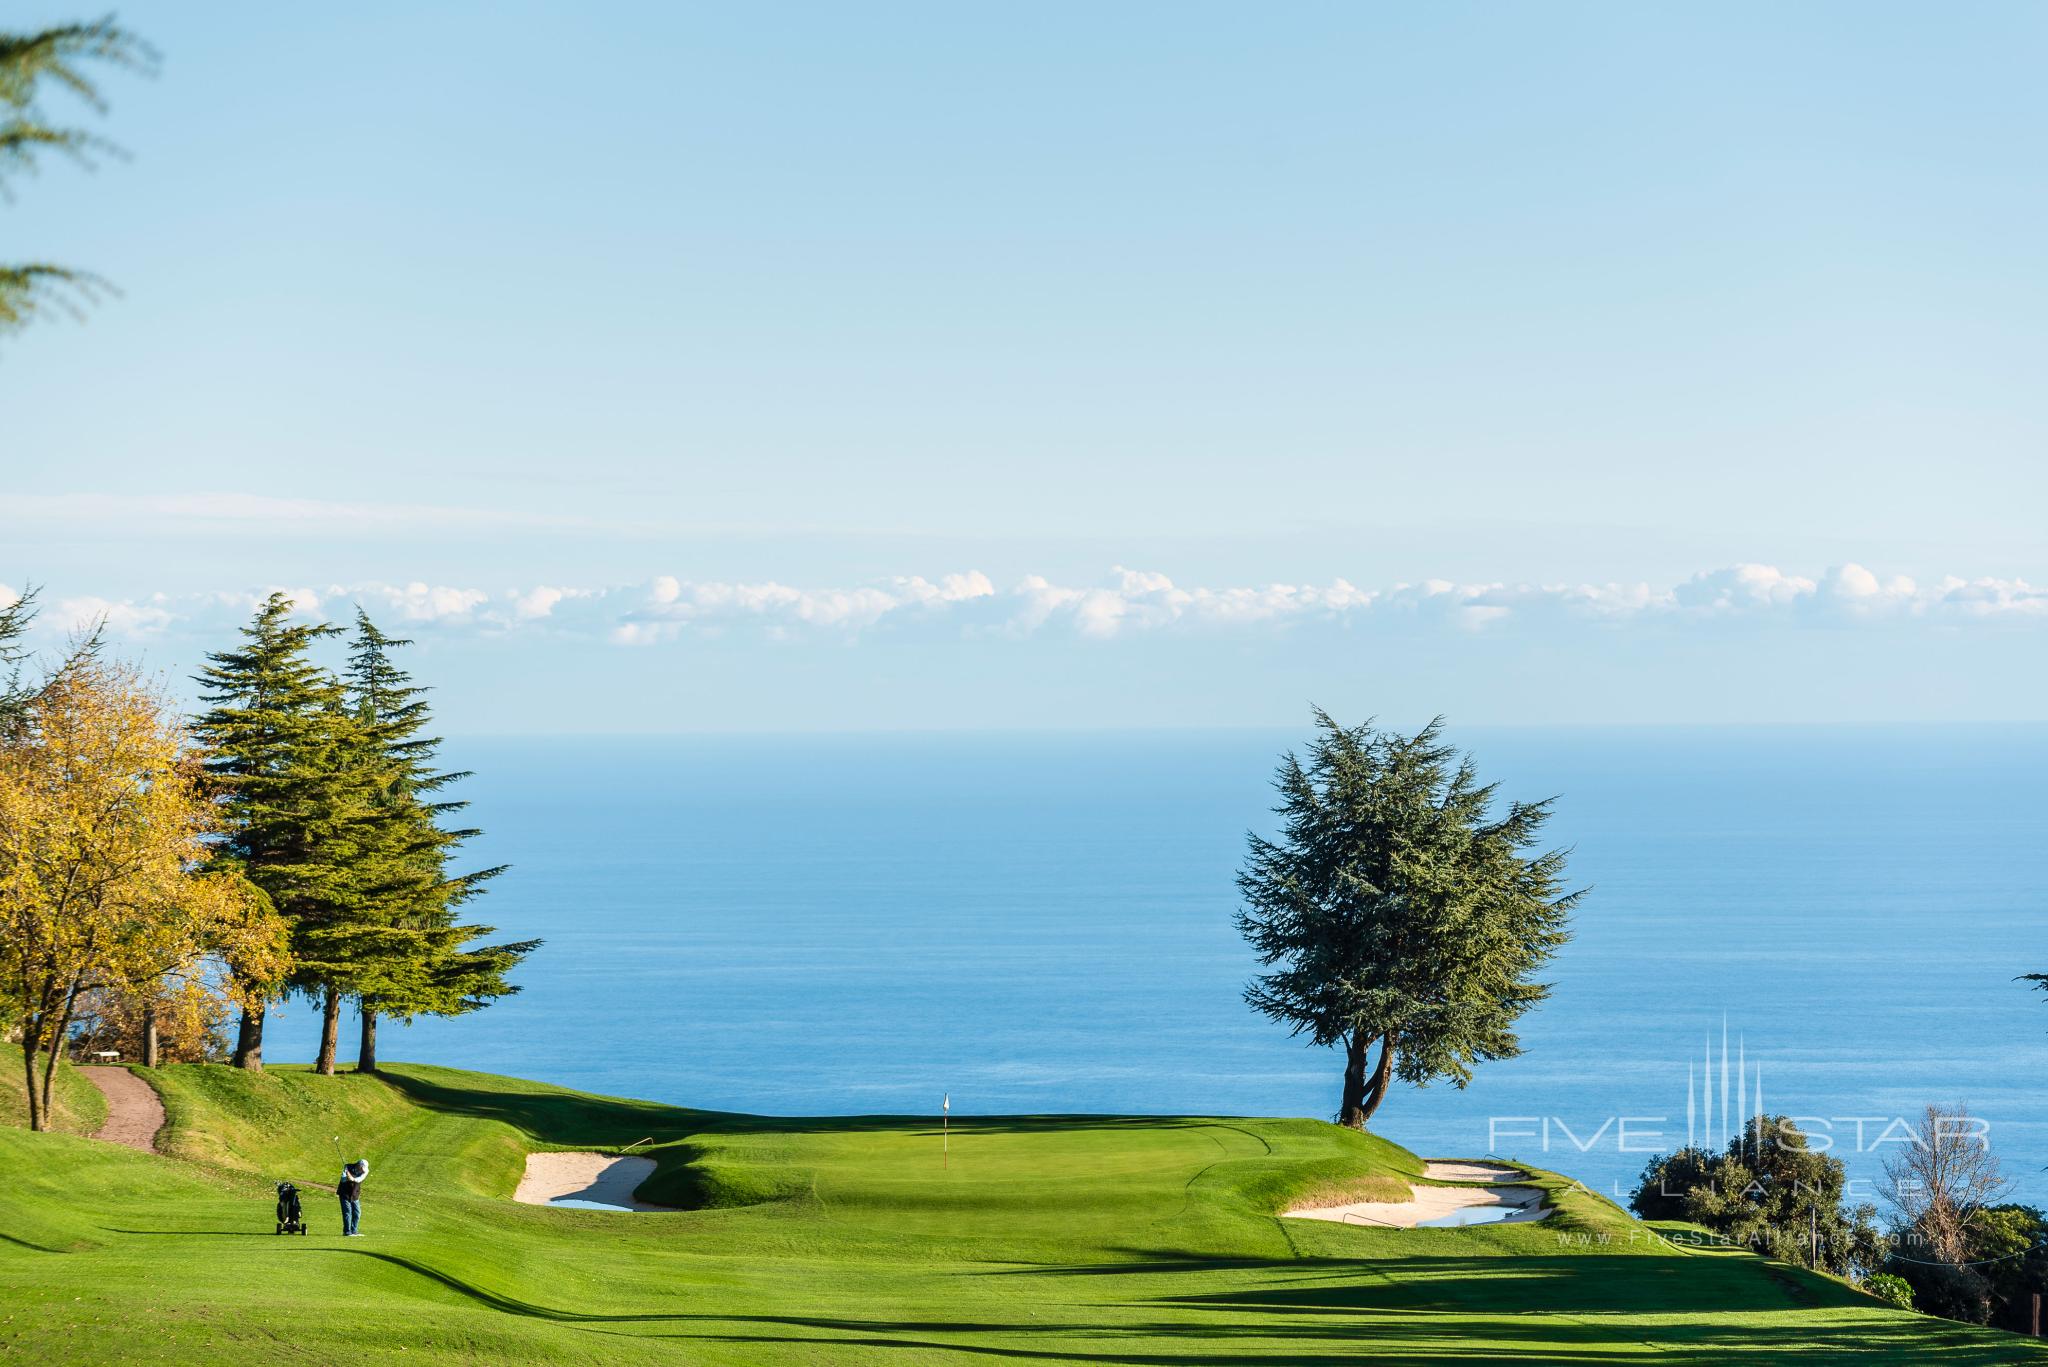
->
<box><xmin>80</xmin><ymin>1066</ymin><xmax>165</xmax><ymax>1153</ymax></box>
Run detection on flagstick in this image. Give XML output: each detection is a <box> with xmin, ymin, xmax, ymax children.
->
<box><xmin>943</xmin><ymin>1093</ymin><xmax>949</xmax><ymax>1170</ymax></box>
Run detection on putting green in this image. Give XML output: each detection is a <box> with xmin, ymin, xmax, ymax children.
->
<box><xmin>0</xmin><ymin>1061</ymin><xmax>2037</xmax><ymax>1363</ymax></box>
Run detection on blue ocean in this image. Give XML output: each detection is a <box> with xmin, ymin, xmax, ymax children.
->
<box><xmin>268</xmin><ymin>726</ymin><xmax>2048</xmax><ymax>1206</ymax></box>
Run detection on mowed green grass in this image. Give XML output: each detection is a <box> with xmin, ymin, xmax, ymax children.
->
<box><xmin>0</xmin><ymin>1063</ymin><xmax>2039</xmax><ymax>1364</ymax></box>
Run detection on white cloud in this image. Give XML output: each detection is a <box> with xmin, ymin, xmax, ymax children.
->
<box><xmin>1925</xmin><ymin>575</ymin><xmax>2048</xmax><ymax>619</ymax></box>
<box><xmin>1672</xmin><ymin>563</ymin><xmax>1816</xmax><ymax>612</ymax></box>
<box><xmin>55</xmin><ymin>594</ymin><xmax>178</xmax><ymax>636</ymax></box>
<box><xmin>360</xmin><ymin>582</ymin><xmax>490</xmax><ymax>623</ymax></box>
<box><xmin>270</xmin><ymin>587</ymin><xmax>326</xmax><ymax>618</ymax></box>
<box><xmin>894</xmin><ymin>571</ymin><xmax>997</xmax><ymax>606</ymax></box>
<box><xmin>14</xmin><ymin>563</ymin><xmax>2048</xmax><ymax>648</ymax></box>
<box><xmin>510</xmin><ymin>585</ymin><xmax>581</xmax><ymax>620</ymax></box>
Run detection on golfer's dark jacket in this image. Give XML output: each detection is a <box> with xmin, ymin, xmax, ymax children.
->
<box><xmin>338</xmin><ymin>1164</ymin><xmax>366</xmax><ymax>1201</ymax></box>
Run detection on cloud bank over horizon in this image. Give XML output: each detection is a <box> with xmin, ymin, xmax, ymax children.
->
<box><xmin>9</xmin><ymin>561</ymin><xmax>2046</xmax><ymax>649</ymax></box>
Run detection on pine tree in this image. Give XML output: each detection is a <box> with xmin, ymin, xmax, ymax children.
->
<box><xmin>341</xmin><ymin>610</ymin><xmax>534</xmax><ymax>1073</ymax></box>
<box><xmin>0</xmin><ymin>587</ymin><xmax>40</xmax><ymax>726</ymax></box>
<box><xmin>1</xmin><ymin>585</ymin><xmax>105</xmax><ymax>731</ymax></box>
<box><xmin>1</xmin><ymin>19</ymin><xmax>155</xmax><ymax>335</ymax></box>
<box><xmin>294</xmin><ymin>714</ymin><xmax>384</xmax><ymax>1075</ymax></box>
<box><xmin>1236</xmin><ymin>711</ymin><xmax>1580</xmax><ymax>1128</ymax></box>
<box><xmin>191</xmin><ymin>593</ymin><xmax>358</xmax><ymax>1070</ymax></box>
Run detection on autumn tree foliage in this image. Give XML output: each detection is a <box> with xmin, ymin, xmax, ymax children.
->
<box><xmin>0</xmin><ymin>656</ymin><xmax>283</xmax><ymax>1129</ymax></box>
<box><xmin>68</xmin><ymin>976</ymin><xmax>234</xmax><ymax>1066</ymax></box>
<box><xmin>0</xmin><ymin>588</ymin><xmax>528</xmax><ymax>1101</ymax></box>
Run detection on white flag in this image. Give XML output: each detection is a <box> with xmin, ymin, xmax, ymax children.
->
<box><xmin>943</xmin><ymin>1093</ymin><xmax>949</xmax><ymax>1113</ymax></box>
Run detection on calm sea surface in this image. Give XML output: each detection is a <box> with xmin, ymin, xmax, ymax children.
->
<box><xmin>269</xmin><ymin>727</ymin><xmax>2048</xmax><ymax>1205</ymax></box>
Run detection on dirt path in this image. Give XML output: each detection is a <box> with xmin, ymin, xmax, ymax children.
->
<box><xmin>80</xmin><ymin>1066</ymin><xmax>165</xmax><ymax>1153</ymax></box>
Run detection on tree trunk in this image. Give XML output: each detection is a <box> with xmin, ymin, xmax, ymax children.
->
<box><xmin>356</xmin><ymin>1003</ymin><xmax>378</xmax><ymax>1074</ymax></box>
<box><xmin>1337</xmin><ymin>1031</ymin><xmax>1394</xmax><ymax>1129</ymax></box>
<box><xmin>315</xmin><ymin>988</ymin><xmax>341</xmax><ymax>1076</ymax></box>
<box><xmin>20</xmin><ymin>1019</ymin><xmax>45</xmax><ymax>1133</ymax></box>
<box><xmin>142</xmin><ymin>1002</ymin><xmax>160</xmax><ymax>1069</ymax></box>
<box><xmin>39</xmin><ymin>982</ymin><xmax>82</xmax><ymax>1120</ymax></box>
<box><xmin>1337</xmin><ymin>1031</ymin><xmax>1371</xmax><ymax>1128</ymax></box>
<box><xmin>1357</xmin><ymin>1033</ymin><xmax>1395</xmax><ymax>1125</ymax></box>
<box><xmin>232</xmin><ymin>1002</ymin><xmax>265</xmax><ymax>1071</ymax></box>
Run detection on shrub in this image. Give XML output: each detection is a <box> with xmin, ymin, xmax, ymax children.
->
<box><xmin>1628</xmin><ymin>1116</ymin><xmax>1886</xmax><ymax>1276</ymax></box>
<box><xmin>1885</xmin><ymin>1203</ymin><xmax>2048</xmax><ymax>1333</ymax></box>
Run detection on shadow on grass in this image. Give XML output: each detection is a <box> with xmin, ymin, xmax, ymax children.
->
<box><xmin>577</xmin><ymin>1285</ymin><xmax>2045</xmax><ymax>1367</ymax></box>
<box><xmin>988</xmin><ymin>1249</ymin><xmax>1864</xmax><ymax>1317</ymax></box>
<box><xmin>586</xmin><ymin>1323</ymin><xmax>2044</xmax><ymax>1365</ymax></box>
<box><xmin>104</xmin><ymin>1228</ymin><xmax>296</xmax><ymax>1238</ymax></box>
<box><xmin>985</xmin><ymin>1253</ymin><xmax>1294</xmax><ymax>1279</ymax></box>
<box><xmin>0</xmin><ymin>1229</ymin><xmax>72</xmax><ymax>1253</ymax></box>
<box><xmin>90</xmin><ymin>1234</ymin><xmax>2043</xmax><ymax>1363</ymax></box>
<box><xmin>374</xmin><ymin>1071</ymin><xmax>1291</xmax><ymax>1209</ymax></box>
<box><xmin>375</xmin><ymin>1070</ymin><xmax>1273</xmax><ymax>1145</ymax></box>
<box><xmin>374</xmin><ymin>1068</ymin><xmax>715</xmax><ymax>1145</ymax></box>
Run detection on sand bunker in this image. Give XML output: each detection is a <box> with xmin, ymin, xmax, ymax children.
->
<box><xmin>1418</xmin><ymin>1160</ymin><xmax>1525</xmax><ymax>1183</ymax></box>
<box><xmin>1284</xmin><ymin>1160</ymin><xmax>1552</xmax><ymax>1229</ymax></box>
<box><xmin>512</xmin><ymin>1152</ymin><xmax>672</xmax><ymax>1211</ymax></box>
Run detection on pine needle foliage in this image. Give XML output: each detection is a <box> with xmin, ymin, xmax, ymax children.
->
<box><xmin>0</xmin><ymin>585</ymin><xmax>105</xmax><ymax>729</ymax></box>
<box><xmin>340</xmin><ymin>610</ymin><xmax>534</xmax><ymax>1072</ymax></box>
<box><xmin>0</xmin><ymin>15</ymin><xmax>155</xmax><ymax>335</ymax></box>
<box><xmin>1236</xmin><ymin>710</ymin><xmax>1580</xmax><ymax>1128</ymax></box>
<box><xmin>189</xmin><ymin>597</ymin><xmax>535</xmax><ymax>1070</ymax></box>
<box><xmin>191</xmin><ymin>594</ymin><xmax>360</xmax><ymax>1069</ymax></box>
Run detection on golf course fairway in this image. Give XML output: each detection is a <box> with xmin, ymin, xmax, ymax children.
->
<box><xmin>2</xmin><ymin>1060</ymin><xmax>2040</xmax><ymax>1364</ymax></box>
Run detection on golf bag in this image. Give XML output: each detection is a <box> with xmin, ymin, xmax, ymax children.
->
<box><xmin>275</xmin><ymin>1180</ymin><xmax>308</xmax><ymax>1235</ymax></box>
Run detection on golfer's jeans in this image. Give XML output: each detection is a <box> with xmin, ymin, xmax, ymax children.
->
<box><xmin>340</xmin><ymin>1197</ymin><xmax>360</xmax><ymax>1235</ymax></box>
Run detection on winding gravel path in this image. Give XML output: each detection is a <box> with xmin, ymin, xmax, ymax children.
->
<box><xmin>80</xmin><ymin>1066</ymin><xmax>165</xmax><ymax>1153</ymax></box>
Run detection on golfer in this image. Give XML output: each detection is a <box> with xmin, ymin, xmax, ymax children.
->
<box><xmin>337</xmin><ymin>1156</ymin><xmax>370</xmax><ymax>1237</ymax></box>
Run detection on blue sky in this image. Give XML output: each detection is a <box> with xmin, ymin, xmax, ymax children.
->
<box><xmin>5</xmin><ymin>2</ymin><xmax>2046</xmax><ymax>730</ymax></box>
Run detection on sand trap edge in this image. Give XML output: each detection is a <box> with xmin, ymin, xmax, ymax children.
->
<box><xmin>512</xmin><ymin>1152</ymin><xmax>673</xmax><ymax>1212</ymax></box>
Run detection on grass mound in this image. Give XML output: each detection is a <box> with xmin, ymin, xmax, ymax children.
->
<box><xmin>0</xmin><ymin>1044</ymin><xmax>108</xmax><ymax>1136</ymax></box>
<box><xmin>0</xmin><ymin>1061</ymin><xmax>2035</xmax><ymax>1364</ymax></box>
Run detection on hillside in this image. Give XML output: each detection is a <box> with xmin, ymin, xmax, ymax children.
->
<box><xmin>0</xmin><ymin>1045</ymin><xmax>107</xmax><ymax>1136</ymax></box>
<box><xmin>0</xmin><ymin>1062</ymin><xmax>2037</xmax><ymax>1364</ymax></box>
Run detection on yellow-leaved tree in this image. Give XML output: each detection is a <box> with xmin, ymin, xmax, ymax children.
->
<box><xmin>0</xmin><ymin>657</ymin><xmax>286</xmax><ymax>1130</ymax></box>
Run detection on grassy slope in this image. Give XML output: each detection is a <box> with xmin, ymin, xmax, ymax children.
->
<box><xmin>0</xmin><ymin>1043</ymin><xmax>107</xmax><ymax>1136</ymax></box>
<box><xmin>0</xmin><ymin>1063</ymin><xmax>2039</xmax><ymax>1365</ymax></box>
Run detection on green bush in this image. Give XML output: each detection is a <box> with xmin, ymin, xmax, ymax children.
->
<box><xmin>1628</xmin><ymin>1115</ymin><xmax>1886</xmax><ymax>1277</ymax></box>
<box><xmin>1864</xmin><ymin>1273</ymin><xmax>1916</xmax><ymax>1310</ymax></box>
